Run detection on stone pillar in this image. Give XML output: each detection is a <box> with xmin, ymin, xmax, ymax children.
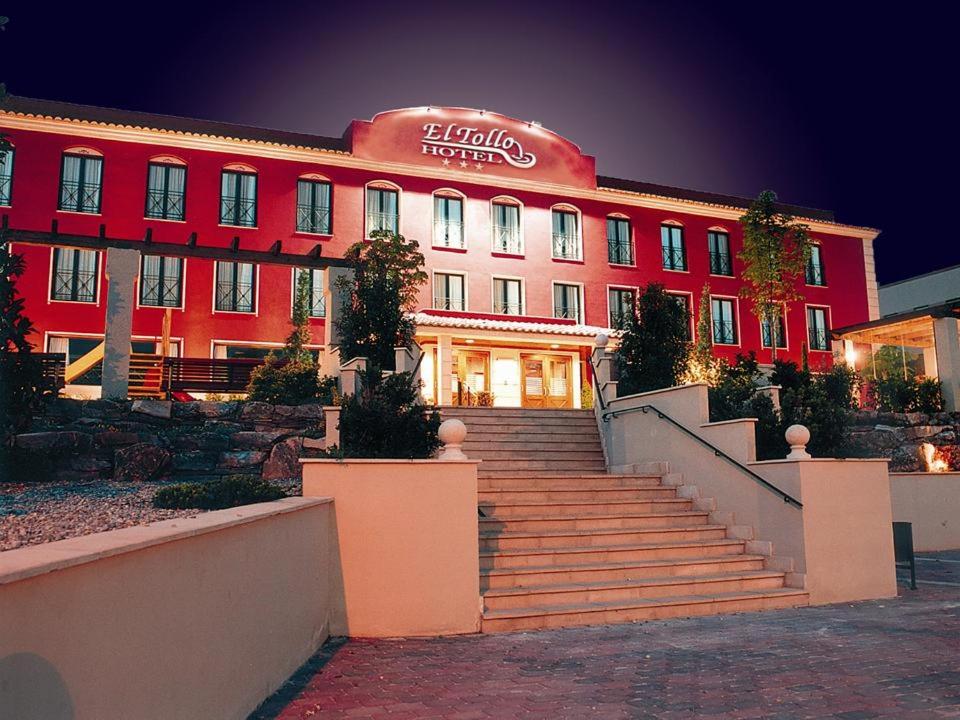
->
<box><xmin>591</xmin><ymin>334</ymin><xmax>617</xmax><ymax>407</ymax></box>
<box><xmin>438</xmin><ymin>335</ymin><xmax>453</xmax><ymax>406</ymax></box>
<box><xmin>322</xmin><ymin>266</ymin><xmax>354</xmax><ymax>377</ymax></box>
<box><xmin>395</xmin><ymin>341</ymin><xmax>423</xmax><ymax>388</ymax></box>
<box><xmin>933</xmin><ymin>316</ymin><xmax>960</xmax><ymax>412</ymax></box>
<box><xmin>101</xmin><ymin>247</ymin><xmax>140</xmax><ymax>400</ymax></box>
<box><xmin>339</xmin><ymin>356</ymin><xmax>367</xmax><ymax>397</ymax></box>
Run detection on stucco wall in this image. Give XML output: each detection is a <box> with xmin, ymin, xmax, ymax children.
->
<box><xmin>302</xmin><ymin>459</ymin><xmax>481</xmax><ymax>637</ymax></box>
<box><xmin>0</xmin><ymin>497</ymin><xmax>333</xmax><ymax>720</ymax></box>
<box><xmin>890</xmin><ymin>472</ymin><xmax>960</xmax><ymax>551</ymax></box>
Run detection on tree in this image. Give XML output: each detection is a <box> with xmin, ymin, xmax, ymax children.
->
<box><xmin>680</xmin><ymin>284</ymin><xmax>724</xmax><ymax>386</ymax></box>
<box><xmin>738</xmin><ymin>191</ymin><xmax>811</xmax><ymax>362</ymax></box>
<box><xmin>285</xmin><ymin>268</ymin><xmax>313</xmax><ymax>362</ymax></box>
<box><xmin>336</xmin><ymin>229</ymin><xmax>427</xmax><ymax>372</ymax></box>
<box><xmin>616</xmin><ymin>283</ymin><xmax>690</xmax><ymax>395</ymax></box>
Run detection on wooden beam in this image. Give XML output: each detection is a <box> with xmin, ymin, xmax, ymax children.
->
<box><xmin>7</xmin><ymin>226</ymin><xmax>351</xmax><ymax>269</ymax></box>
<box><xmin>269</xmin><ymin>240</ymin><xmax>282</xmax><ymax>256</ymax></box>
<box><xmin>309</xmin><ymin>244</ymin><xmax>322</xmax><ymax>259</ymax></box>
<box><xmin>230</xmin><ymin>236</ymin><xmax>240</xmax><ymax>253</ymax></box>
<box><xmin>144</xmin><ymin>228</ymin><xmax>153</xmax><ymax>244</ymax></box>
<box><xmin>99</xmin><ymin>224</ymin><xmax>107</xmax><ymax>239</ymax></box>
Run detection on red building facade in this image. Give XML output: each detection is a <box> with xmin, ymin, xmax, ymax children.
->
<box><xmin>0</xmin><ymin>97</ymin><xmax>880</xmax><ymax>407</ymax></box>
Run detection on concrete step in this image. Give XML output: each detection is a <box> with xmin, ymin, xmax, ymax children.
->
<box><xmin>480</xmin><ymin>588</ymin><xmax>809</xmax><ymax>633</ymax></box>
<box><xmin>448</xmin><ymin>408</ymin><xmax>596</xmax><ymax>418</ymax></box>
<box><xmin>478</xmin><ymin>459</ymin><xmax>607</xmax><ymax>473</ymax></box>
<box><xmin>478</xmin><ymin>487</ymin><xmax>676</xmax><ymax>503</ymax></box>
<box><xmin>478</xmin><ymin>475</ymin><xmax>663</xmax><ymax>491</ymax></box>
<box><xmin>482</xmin><ymin>570</ymin><xmax>788</xmax><ymax>611</ymax></box>
<box><xmin>480</xmin><ymin>469</ymin><xmax>623</xmax><ymax>478</ymax></box>
<box><xmin>458</xmin><ymin>415</ymin><xmax>599</xmax><ymax>427</ymax></box>
<box><xmin>479</xmin><ymin>510</ymin><xmax>710</xmax><ymax>533</ymax></box>
<box><xmin>463</xmin><ymin>437</ymin><xmax>601</xmax><ymax>448</ymax></box>
<box><xmin>480</xmin><ymin>554</ymin><xmax>768</xmax><ymax>590</ymax></box>
<box><xmin>479</xmin><ymin>538</ymin><xmax>748</xmax><ymax>570</ymax></box>
<box><xmin>479</xmin><ymin>525</ymin><xmax>728</xmax><ymax>551</ymax></box>
<box><xmin>468</xmin><ymin>449</ymin><xmax>606</xmax><ymax>462</ymax></box>
<box><xmin>479</xmin><ymin>498</ymin><xmax>692</xmax><ymax>517</ymax></box>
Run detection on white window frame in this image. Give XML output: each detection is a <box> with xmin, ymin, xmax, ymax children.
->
<box><xmin>606</xmin><ymin>213</ymin><xmax>634</xmax><ymax>267</ymax></box>
<box><xmin>431</xmin><ymin>188</ymin><xmax>466</xmax><ymax>250</ymax></box>
<box><xmin>212</xmin><ymin>261</ymin><xmax>260</xmax><ymax>315</ymax></box>
<box><xmin>290</xmin><ymin>267</ymin><xmax>327</xmax><ymax>319</ymax></box>
<box><xmin>432</xmin><ymin>269</ymin><xmax>468</xmax><ymax>311</ymax></box>
<box><xmin>666</xmin><ymin>290</ymin><xmax>696</xmax><ymax>341</ymax></box>
<box><xmin>709</xmin><ymin>294</ymin><xmax>741</xmax><ymax>346</ymax></box>
<box><xmin>364</xmin><ymin>180</ymin><xmax>402</xmax><ymax>239</ymax></box>
<box><xmin>805</xmin><ymin>304</ymin><xmax>832</xmax><ymax>352</ymax></box>
<box><xmin>491</xmin><ymin>275</ymin><xmax>525</xmax><ymax>316</ymax></box>
<box><xmin>490</xmin><ymin>196</ymin><xmax>524</xmax><ymax>256</ymax></box>
<box><xmin>551</xmin><ymin>280</ymin><xmax>585</xmax><ymax>323</ymax></box>
<box><xmin>759</xmin><ymin>302</ymin><xmax>790</xmax><ymax>350</ymax></box>
<box><xmin>47</xmin><ymin>246</ymin><xmax>103</xmax><ymax>306</ymax></box>
<box><xmin>136</xmin><ymin>255</ymin><xmax>187</xmax><ymax>311</ymax></box>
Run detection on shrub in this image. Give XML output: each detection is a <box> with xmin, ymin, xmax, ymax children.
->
<box><xmin>338</xmin><ymin>368</ymin><xmax>441</xmax><ymax>459</ymax></box>
<box><xmin>616</xmin><ymin>283</ymin><xmax>690</xmax><ymax>395</ymax></box>
<box><xmin>869</xmin><ymin>375</ymin><xmax>943</xmax><ymax>413</ymax></box>
<box><xmin>247</xmin><ymin>358</ymin><xmax>337</xmax><ymax>405</ymax></box>
<box><xmin>777</xmin><ymin>360</ymin><xmax>858</xmax><ymax>458</ymax></box>
<box><xmin>153</xmin><ymin>475</ymin><xmax>286</xmax><ymax>510</ymax></box>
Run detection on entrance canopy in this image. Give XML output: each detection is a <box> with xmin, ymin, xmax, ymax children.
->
<box><xmin>832</xmin><ymin>299</ymin><xmax>960</xmax><ymax>348</ymax></box>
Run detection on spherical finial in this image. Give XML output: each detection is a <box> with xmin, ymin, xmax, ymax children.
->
<box><xmin>595</xmin><ymin>333</ymin><xmax>609</xmax><ymax>349</ymax></box>
<box><xmin>438</xmin><ymin>418</ymin><xmax>468</xmax><ymax>460</ymax></box>
<box><xmin>785</xmin><ymin>424</ymin><xmax>811</xmax><ymax>460</ymax></box>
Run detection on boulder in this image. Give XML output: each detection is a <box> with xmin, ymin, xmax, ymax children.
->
<box><xmin>169</xmin><ymin>431</ymin><xmax>231</xmax><ymax>452</ymax></box>
<box><xmin>171</xmin><ymin>451</ymin><xmax>218</xmax><ymax>472</ymax></box>
<box><xmin>15</xmin><ymin>431</ymin><xmax>92</xmax><ymax>453</ymax></box>
<box><xmin>196</xmin><ymin>401</ymin><xmax>240</xmax><ymax>419</ymax></box>
<box><xmin>219</xmin><ymin>450</ymin><xmax>267</xmax><ymax>468</ymax></box>
<box><xmin>81</xmin><ymin>400</ymin><xmax>126</xmax><ymax>419</ymax></box>
<box><xmin>131</xmin><ymin>399</ymin><xmax>173</xmax><ymax>419</ymax></box>
<box><xmin>94</xmin><ymin>431</ymin><xmax>140</xmax><ymax>447</ymax></box>
<box><xmin>239</xmin><ymin>402</ymin><xmax>274</xmax><ymax>423</ymax></box>
<box><xmin>114</xmin><ymin>443</ymin><xmax>171</xmax><ymax>482</ymax></box>
<box><xmin>69</xmin><ymin>456</ymin><xmax>113</xmax><ymax>474</ymax></box>
<box><xmin>292</xmin><ymin>404</ymin><xmax>324</xmax><ymax>421</ymax></box>
<box><xmin>230</xmin><ymin>430</ymin><xmax>285</xmax><ymax>449</ymax></box>
<box><xmin>262</xmin><ymin>437</ymin><xmax>303</xmax><ymax>480</ymax></box>
<box><xmin>903</xmin><ymin>425</ymin><xmax>948</xmax><ymax>441</ymax></box>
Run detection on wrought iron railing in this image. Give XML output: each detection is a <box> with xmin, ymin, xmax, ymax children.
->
<box><xmin>809</xmin><ymin>328</ymin><xmax>828</xmax><ymax>351</ymax></box>
<box><xmin>215</xmin><ymin>281</ymin><xmax>254</xmax><ymax>312</ymax></box>
<box><xmin>806</xmin><ymin>263</ymin><xmax>825</xmax><ymax>286</ymax></box>
<box><xmin>296</xmin><ymin>204</ymin><xmax>331</xmax><ymax>234</ymax></box>
<box><xmin>145</xmin><ymin>188</ymin><xmax>185</xmax><ymax>221</ymax></box>
<box><xmin>493</xmin><ymin>225</ymin><xmax>521</xmax><ymax>254</ymax></box>
<box><xmin>554</xmin><ymin>305</ymin><xmax>581</xmax><ymax>321</ymax></box>
<box><xmin>661</xmin><ymin>245</ymin><xmax>686</xmax><ymax>270</ymax></box>
<box><xmin>140</xmin><ymin>273</ymin><xmax>182</xmax><ymax>307</ymax></box>
<box><xmin>552</xmin><ymin>233</ymin><xmax>580</xmax><ymax>260</ymax></box>
<box><xmin>712</xmin><ymin>319</ymin><xmax>736</xmax><ymax>345</ymax></box>
<box><xmin>493</xmin><ymin>301</ymin><xmax>523</xmax><ymax>315</ymax></box>
<box><xmin>220</xmin><ymin>196</ymin><xmax>256</xmax><ymax>226</ymax></box>
<box><xmin>761</xmin><ymin>323</ymin><xmax>786</xmax><ymax>349</ymax></box>
<box><xmin>366</xmin><ymin>211</ymin><xmax>398</xmax><ymax>234</ymax></box>
<box><xmin>0</xmin><ymin>175</ymin><xmax>11</xmax><ymax>205</ymax></box>
<box><xmin>52</xmin><ymin>268</ymin><xmax>97</xmax><ymax>302</ymax></box>
<box><xmin>59</xmin><ymin>179</ymin><xmax>101</xmax><ymax>213</ymax></box>
<box><xmin>709</xmin><ymin>251</ymin><xmax>732</xmax><ymax>276</ymax></box>
<box><xmin>433</xmin><ymin>296</ymin><xmax>466</xmax><ymax>311</ymax></box>
<box><xmin>608</xmin><ymin>239</ymin><xmax>633</xmax><ymax>265</ymax></box>
<box><xmin>433</xmin><ymin>220</ymin><xmax>465</xmax><ymax>248</ymax></box>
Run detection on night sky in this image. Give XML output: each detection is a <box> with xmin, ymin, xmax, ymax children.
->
<box><xmin>1</xmin><ymin>1</ymin><xmax>955</xmax><ymax>284</ymax></box>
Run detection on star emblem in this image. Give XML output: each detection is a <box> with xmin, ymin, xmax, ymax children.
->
<box><xmin>458</xmin><ymin>160</ymin><xmax>468</xmax><ymax>168</ymax></box>
<box><xmin>475</xmin><ymin>163</ymin><xmax>484</xmax><ymax>171</ymax></box>
<box><xmin>441</xmin><ymin>158</ymin><xmax>450</xmax><ymax>167</ymax></box>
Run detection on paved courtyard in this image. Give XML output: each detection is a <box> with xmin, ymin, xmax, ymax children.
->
<box><xmin>254</xmin><ymin>553</ymin><xmax>960</xmax><ymax>720</ymax></box>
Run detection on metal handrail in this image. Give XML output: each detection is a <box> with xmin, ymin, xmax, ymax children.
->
<box><xmin>601</xmin><ymin>403</ymin><xmax>803</xmax><ymax>509</ymax></box>
<box><xmin>588</xmin><ymin>354</ymin><xmax>607</xmax><ymax>413</ymax></box>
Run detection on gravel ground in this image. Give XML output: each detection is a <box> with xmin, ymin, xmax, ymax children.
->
<box><xmin>0</xmin><ymin>478</ymin><xmax>301</xmax><ymax>552</ymax></box>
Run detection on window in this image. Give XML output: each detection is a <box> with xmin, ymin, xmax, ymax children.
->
<box><xmin>140</xmin><ymin>256</ymin><xmax>183</xmax><ymax>307</ymax></box>
<box><xmin>59</xmin><ymin>153</ymin><xmax>103</xmax><ymax>213</ymax></box>
<box><xmin>296</xmin><ymin>179</ymin><xmax>332</xmax><ymax>234</ymax></box>
<box><xmin>433</xmin><ymin>194</ymin><xmax>464</xmax><ymax>248</ymax></box>
<box><xmin>806</xmin><ymin>245</ymin><xmax>826</xmax><ymax>286</ymax></box>
<box><xmin>492</xmin><ymin>201</ymin><xmax>521</xmax><ymax>254</ymax></box>
<box><xmin>710</xmin><ymin>297</ymin><xmax>738</xmax><ymax>345</ymax></box>
<box><xmin>366</xmin><ymin>185</ymin><xmax>399</xmax><ymax>235</ymax></box>
<box><xmin>220</xmin><ymin>170</ymin><xmax>257</xmax><ymax>227</ymax></box>
<box><xmin>493</xmin><ymin>278</ymin><xmax>523</xmax><ymax>315</ymax></box>
<box><xmin>51</xmin><ymin>248</ymin><xmax>99</xmax><ymax>302</ymax></box>
<box><xmin>145</xmin><ymin>162</ymin><xmax>186</xmax><ymax>220</ymax></box>
<box><xmin>708</xmin><ymin>230</ymin><xmax>732</xmax><ymax>276</ymax></box>
<box><xmin>553</xmin><ymin>283</ymin><xmax>582</xmax><ymax>322</ymax></box>
<box><xmin>668</xmin><ymin>293</ymin><xmax>693</xmax><ymax>341</ymax></box>
<box><xmin>807</xmin><ymin>307</ymin><xmax>830</xmax><ymax>351</ymax></box>
<box><xmin>433</xmin><ymin>272</ymin><xmax>466</xmax><ymax>311</ymax></box>
<box><xmin>294</xmin><ymin>268</ymin><xmax>325</xmax><ymax>317</ymax></box>
<box><xmin>215</xmin><ymin>261</ymin><xmax>256</xmax><ymax>312</ymax></box>
<box><xmin>551</xmin><ymin>208</ymin><xmax>580</xmax><ymax>260</ymax></box>
<box><xmin>607</xmin><ymin>216</ymin><xmax>632</xmax><ymax>265</ymax></box>
<box><xmin>661</xmin><ymin>224</ymin><xmax>686</xmax><ymax>270</ymax></box>
<box><xmin>608</xmin><ymin>288</ymin><xmax>635</xmax><ymax>328</ymax></box>
<box><xmin>760</xmin><ymin>307</ymin><xmax>788</xmax><ymax>349</ymax></box>
<box><xmin>0</xmin><ymin>147</ymin><xmax>14</xmax><ymax>205</ymax></box>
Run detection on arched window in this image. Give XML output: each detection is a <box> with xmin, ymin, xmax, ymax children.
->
<box><xmin>145</xmin><ymin>155</ymin><xmax>187</xmax><ymax>221</ymax></box>
<box><xmin>551</xmin><ymin>203</ymin><xmax>582</xmax><ymax>261</ymax></box>
<box><xmin>606</xmin><ymin>213</ymin><xmax>633</xmax><ymax>265</ymax></box>
<box><xmin>432</xmin><ymin>188</ymin><xmax>465</xmax><ymax>249</ymax></box>
<box><xmin>0</xmin><ymin>140</ymin><xmax>14</xmax><ymax>206</ymax></box>
<box><xmin>707</xmin><ymin>226</ymin><xmax>732</xmax><ymax>276</ymax></box>
<box><xmin>297</xmin><ymin>173</ymin><xmax>333</xmax><ymax>234</ymax></box>
<box><xmin>220</xmin><ymin>163</ymin><xmax>257</xmax><ymax>227</ymax></box>
<box><xmin>365</xmin><ymin>180</ymin><xmax>400</xmax><ymax>237</ymax></box>
<box><xmin>491</xmin><ymin>195</ymin><xmax>523</xmax><ymax>255</ymax></box>
<box><xmin>59</xmin><ymin>147</ymin><xmax>103</xmax><ymax>214</ymax></box>
<box><xmin>660</xmin><ymin>220</ymin><xmax>687</xmax><ymax>271</ymax></box>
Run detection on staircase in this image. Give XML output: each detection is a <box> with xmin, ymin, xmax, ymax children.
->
<box><xmin>455</xmin><ymin>407</ymin><xmax>809</xmax><ymax>633</ymax></box>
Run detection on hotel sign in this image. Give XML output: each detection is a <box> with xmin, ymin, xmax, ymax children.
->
<box><xmin>420</xmin><ymin>123</ymin><xmax>537</xmax><ymax>169</ymax></box>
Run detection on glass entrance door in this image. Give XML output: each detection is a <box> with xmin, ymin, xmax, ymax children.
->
<box><xmin>520</xmin><ymin>354</ymin><xmax>573</xmax><ymax>408</ymax></box>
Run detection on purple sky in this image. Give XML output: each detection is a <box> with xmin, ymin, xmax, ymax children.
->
<box><xmin>2</xmin><ymin>1</ymin><xmax>955</xmax><ymax>284</ymax></box>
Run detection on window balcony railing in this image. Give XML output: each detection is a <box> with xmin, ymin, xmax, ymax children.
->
<box><xmin>608</xmin><ymin>239</ymin><xmax>633</xmax><ymax>265</ymax></box>
<box><xmin>0</xmin><ymin>175</ymin><xmax>11</xmax><ymax>205</ymax></box>
<box><xmin>662</xmin><ymin>245</ymin><xmax>686</xmax><ymax>270</ymax></box>
<box><xmin>809</xmin><ymin>328</ymin><xmax>828</xmax><ymax>351</ymax></box>
<box><xmin>366</xmin><ymin>211</ymin><xmax>399</xmax><ymax>235</ymax></box>
<box><xmin>53</xmin><ymin>269</ymin><xmax>97</xmax><ymax>302</ymax></box>
<box><xmin>59</xmin><ymin>180</ymin><xmax>101</xmax><ymax>213</ymax></box>
<box><xmin>493</xmin><ymin>225</ymin><xmax>521</xmax><ymax>254</ymax></box>
<box><xmin>296</xmin><ymin>204</ymin><xmax>331</xmax><ymax>234</ymax></box>
<box><xmin>709</xmin><ymin>251</ymin><xmax>733</xmax><ymax>276</ymax></box>
<box><xmin>806</xmin><ymin>264</ymin><xmax>826</xmax><ymax>286</ymax></box>
<box><xmin>554</xmin><ymin>305</ymin><xmax>581</xmax><ymax>321</ymax></box>
<box><xmin>433</xmin><ymin>296</ymin><xmax>465</xmax><ymax>311</ymax></box>
<box><xmin>552</xmin><ymin>233</ymin><xmax>581</xmax><ymax>261</ymax></box>
<box><xmin>761</xmin><ymin>324</ymin><xmax>786</xmax><ymax>349</ymax></box>
<box><xmin>141</xmin><ymin>275</ymin><xmax>182</xmax><ymax>307</ymax></box>
<box><xmin>493</xmin><ymin>301</ymin><xmax>523</xmax><ymax>315</ymax></box>
<box><xmin>220</xmin><ymin>196</ymin><xmax>256</xmax><ymax>227</ymax></box>
<box><xmin>712</xmin><ymin>320</ymin><xmax>736</xmax><ymax>345</ymax></box>
<box><xmin>146</xmin><ymin>188</ymin><xmax>185</xmax><ymax>221</ymax></box>
<box><xmin>216</xmin><ymin>282</ymin><xmax>254</xmax><ymax>312</ymax></box>
<box><xmin>433</xmin><ymin>220</ymin><xmax>465</xmax><ymax>248</ymax></box>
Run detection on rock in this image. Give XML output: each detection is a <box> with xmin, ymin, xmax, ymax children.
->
<box><xmin>114</xmin><ymin>443</ymin><xmax>170</xmax><ymax>482</ymax></box>
<box><xmin>82</xmin><ymin>400</ymin><xmax>126</xmax><ymax>418</ymax></box>
<box><xmin>873</xmin><ymin>425</ymin><xmax>900</xmax><ymax>433</ymax></box>
<box><xmin>262</xmin><ymin>438</ymin><xmax>303</xmax><ymax>480</ymax></box>
<box><xmin>195</xmin><ymin>401</ymin><xmax>239</xmax><ymax>419</ymax></box>
<box><xmin>240</xmin><ymin>402</ymin><xmax>274</xmax><ymax>423</ymax></box>
<box><xmin>292</xmin><ymin>404</ymin><xmax>324</xmax><ymax>421</ymax></box>
<box><xmin>219</xmin><ymin>450</ymin><xmax>267</xmax><ymax>468</ymax></box>
<box><xmin>69</xmin><ymin>456</ymin><xmax>112</xmax><ymax>473</ymax></box>
<box><xmin>301</xmin><ymin>436</ymin><xmax>326</xmax><ymax>450</ymax></box>
<box><xmin>95</xmin><ymin>431</ymin><xmax>140</xmax><ymax>447</ymax></box>
<box><xmin>131</xmin><ymin>399</ymin><xmax>173</xmax><ymax>419</ymax></box>
<box><xmin>15</xmin><ymin>431</ymin><xmax>92</xmax><ymax>453</ymax></box>
<box><xmin>230</xmin><ymin>431</ymin><xmax>285</xmax><ymax>449</ymax></box>
<box><xmin>169</xmin><ymin>431</ymin><xmax>231</xmax><ymax>452</ymax></box>
<box><xmin>889</xmin><ymin>445</ymin><xmax>922</xmax><ymax>473</ymax></box>
<box><xmin>171</xmin><ymin>451</ymin><xmax>217</xmax><ymax>472</ymax></box>
<box><xmin>903</xmin><ymin>426</ymin><xmax>948</xmax><ymax>441</ymax></box>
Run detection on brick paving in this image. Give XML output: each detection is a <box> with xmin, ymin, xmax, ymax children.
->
<box><xmin>253</xmin><ymin>552</ymin><xmax>960</xmax><ymax>720</ymax></box>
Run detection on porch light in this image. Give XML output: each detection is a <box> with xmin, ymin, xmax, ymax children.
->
<box><xmin>921</xmin><ymin>443</ymin><xmax>949</xmax><ymax>473</ymax></box>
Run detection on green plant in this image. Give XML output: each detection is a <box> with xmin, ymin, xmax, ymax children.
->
<box><xmin>680</xmin><ymin>284</ymin><xmax>724</xmax><ymax>386</ymax></box>
<box><xmin>616</xmin><ymin>282</ymin><xmax>690</xmax><ymax>395</ymax></box>
<box><xmin>152</xmin><ymin>475</ymin><xmax>286</xmax><ymax>510</ymax></box>
<box><xmin>580</xmin><ymin>384</ymin><xmax>594</xmax><ymax>410</ymax></box>
<box><xmin>247</xmin><ymin>358</ymin><xmax>336</xmax><ymax>405</ymax></box>
<box><xmin>472</xmin><ymin>391</ymin><xmax>495</xmax><ymax>407</ymax></box>
<box><xmin>871</xmin><ymin>375</ymin><xmax>943</xmax><ymax>413</ymax></box>
<box><xmin>776</xmin><ymin>360</ymin><xmax>859</xmax><ymax>458</ymax></box>
<box><xmin>738</xmin><ymin>191</ymin><xmax>812</xmax><ymax>362</ymax></box>
<box><xmin>338</xmin><ymin>368</ymin><xmax>441</xmax><ymax>458</ymax></box>
<box><xmin>336</xmin><ymin>230</ymin><xmax>428</xmax><ymax>372</ymax></box>
<box><xmin>709</xmin><ymin>353</ymin><xmax>764</xmax><ymax>422</ymax></box>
